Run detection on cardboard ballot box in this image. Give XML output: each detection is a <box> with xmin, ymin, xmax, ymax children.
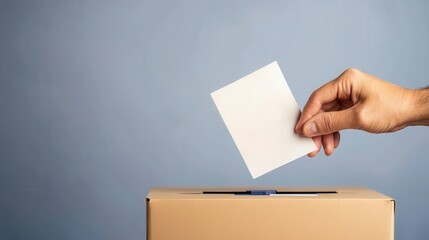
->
<box><xmin>146</xmin><ymin>187</ymin><xmax>394</xmax><ymax>240</ymax></box>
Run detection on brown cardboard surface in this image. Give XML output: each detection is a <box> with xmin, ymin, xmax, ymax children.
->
<box><xmin>146</xmin><ymin>187</ymin><xmax>394</xmax><ymax>240</ymax></box>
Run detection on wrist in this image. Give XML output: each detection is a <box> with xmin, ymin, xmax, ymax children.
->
<box><xmin>407</xmin><ymin>88</ymin><xmax>429</xmax><ymax>126</ymax></box>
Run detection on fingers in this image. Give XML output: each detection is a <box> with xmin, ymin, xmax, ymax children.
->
<box><xmin>295</xmin><ymin>80</ymin><xmax>340</xmax><ymax>133</ymax></box>
<box><xmin>307</xmin><ymin>136</ymin><xmax>321</xmax><ymax>157</ymax></box>
<box><xmin>302</xmin><ymin>108</ymin><xmax>356</xmax><ymax>137</ymax></box>
<box><xmin>333</xmin><ymin>132</ymin><xmax>340</xmax><ymax>149</ymax></box>
<box><xmin>296</xmin><ymin>68</ymin><xmax>362</xmax><ymax>157</ymax></box>
<box><xmin>296</xmin><ymin>68</ymin><xmax>360</xmax><ymax>133</ymax></box>
<box><xmin>322</xmin><ymin>134</ymin><xmax>335</xmax><ymax>156</ymax></box>
<box><xmin>307</xmin><ymin>132</ymin><xmax>341</xmax><ymax>157</ymax></box>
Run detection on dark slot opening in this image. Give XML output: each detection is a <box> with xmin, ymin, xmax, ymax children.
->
<box><xmin>276</xmin><ymin>191</ymin><xmax>337</xmax><ymax>194</ymax></box>
<box><xmin>202</xmin><ymin>190</ymin><xmax>337</xmax><ymax>195</ymax></box>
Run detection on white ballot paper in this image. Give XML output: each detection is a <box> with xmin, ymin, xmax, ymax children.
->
<box><xmin>211</xmin><ymin>61</ymin><xmax>317</xmax><ymax>178</ymax></box>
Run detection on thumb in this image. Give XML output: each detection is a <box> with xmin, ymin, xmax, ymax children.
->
<box><xmin>302</xmin><ymin>109</ymin><xmax>356</xmax><ymax>137</ymax></box>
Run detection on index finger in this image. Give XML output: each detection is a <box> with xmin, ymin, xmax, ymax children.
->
<box><xmin>295</xmin><ymin>80</ymin><xmax>339</xmax><ymax>133</ymax></box>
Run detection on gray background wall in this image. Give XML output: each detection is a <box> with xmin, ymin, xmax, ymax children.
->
<box><xmin>1</xmin><ymin>0</ymin><xmax>428</xmax><ymax>239</ymax></box>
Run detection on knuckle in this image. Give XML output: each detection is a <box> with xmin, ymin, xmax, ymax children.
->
<box><xmin>336</xmin><ymin>68</ymin><xmax>362</xmax><ymax>95</ymax></box>
<box><xmin>343</xmin><ymin>68</ymin><xmax>361</xmax><ymax>83</ymax></box>
<box><xmin>308</xmin><ymin>89</ymin><xmax>324</xmax><ymax>106</ymax></box>
<box><xmin>309</xmin><ymin>91</ymin><xmax>319</xmax><ymax>102</ymax></box>
<box><xmin>344</xmin><ymin>67</ymin><xmax>360</xmax><ymax>77</ymax></box>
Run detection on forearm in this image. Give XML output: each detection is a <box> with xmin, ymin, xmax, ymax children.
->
<box><xmin>408</xmin><ymin>87</ymin><xmax>429</xmax><ymax>126</ymax></box>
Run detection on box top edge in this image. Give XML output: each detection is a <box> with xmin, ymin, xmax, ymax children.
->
<box><xmin>146</xmin><ymin>187</ymin><xmax>393</xmax><ymax>200</ymax></box>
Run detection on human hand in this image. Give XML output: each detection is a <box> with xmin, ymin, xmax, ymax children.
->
<box><xmin>295</xmin><ymin>68</ymin><xmax>417</xmax><ymax>157</ymax></box>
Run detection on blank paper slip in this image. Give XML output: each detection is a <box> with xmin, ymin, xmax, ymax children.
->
<box><xmin>211</xmin><ymin>61</ymin><xmax>317</xmax><ymax>178</ymax></box>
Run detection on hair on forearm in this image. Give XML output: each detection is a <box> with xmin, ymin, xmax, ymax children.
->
<box><xmin>417</xmin><ymin>86</ymin><xmax>429</xmax><ymax>107</ymax></box>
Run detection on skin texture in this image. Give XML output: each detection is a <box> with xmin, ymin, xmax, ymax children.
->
<box><xmin>295</xmin><ymin>68</ymin><xmax>429</xmax><ymax>157</ymax></box>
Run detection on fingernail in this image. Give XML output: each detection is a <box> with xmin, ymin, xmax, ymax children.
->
<box><xmin>295</xmin><ymin>125</ymin><xmax>301</xmax><ymax>133</ymax></box>
<box><xmin>306</xmin><ymin>122</ymin><xmax>318</xmax><ymax>135</ymax></box>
